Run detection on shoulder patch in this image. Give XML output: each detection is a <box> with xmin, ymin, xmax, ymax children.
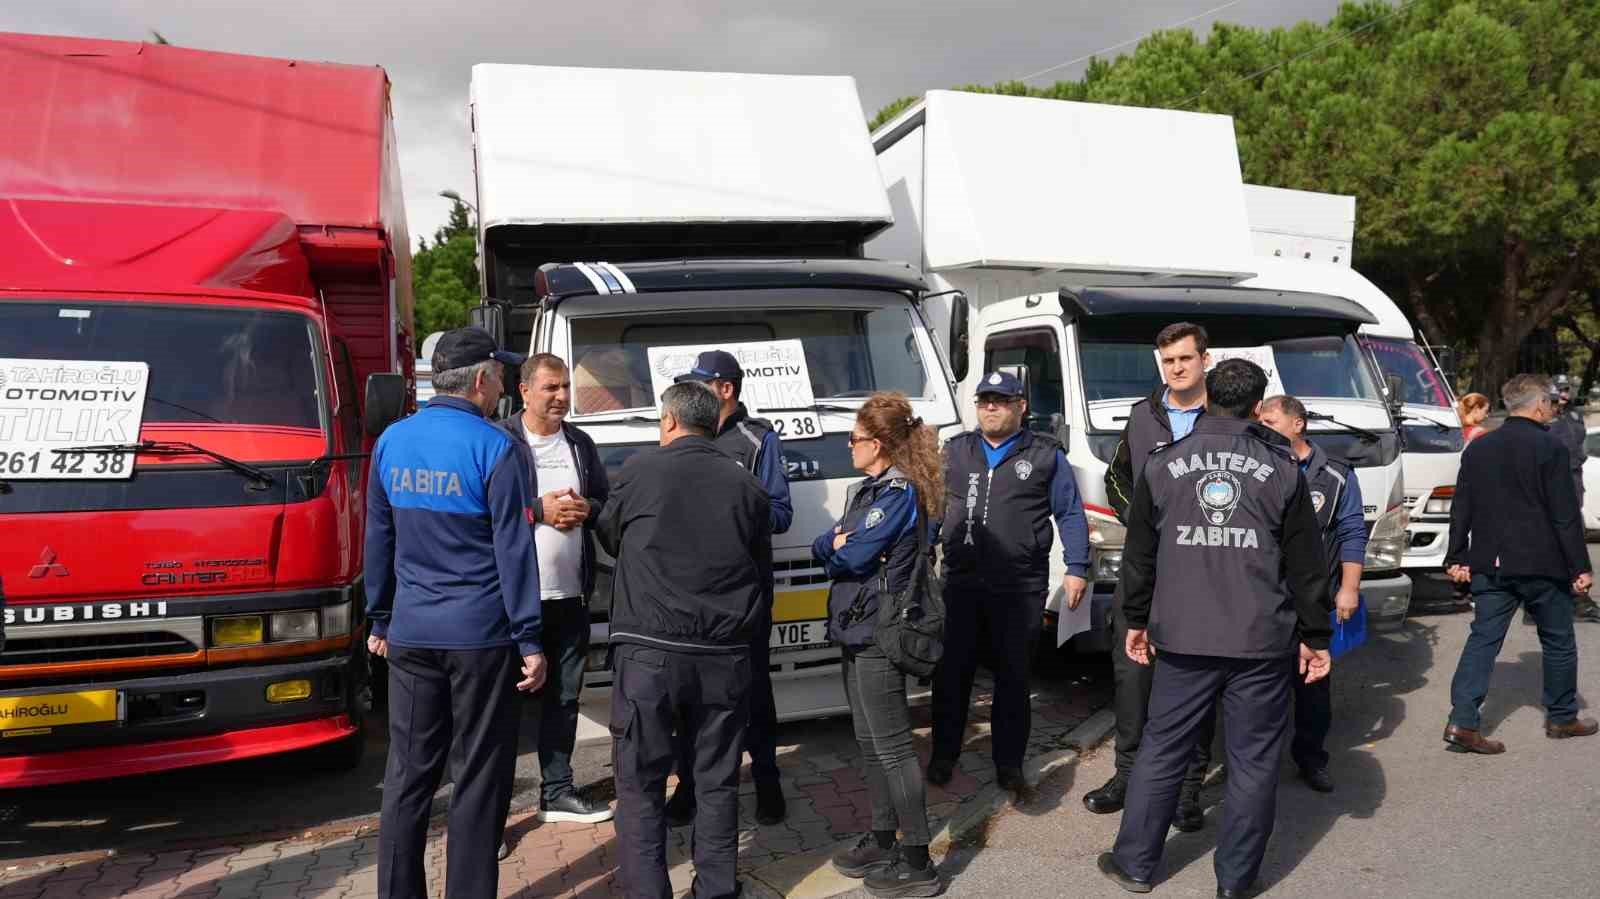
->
<box><xmin>864</xmin><ymin>507</ymin><xmax>886</xmax><ymax>529</ymax></box>
<box><xmin>887</xmin><ymin>477</ymin><xmax>909</xmax><ymax>491</ymax></box>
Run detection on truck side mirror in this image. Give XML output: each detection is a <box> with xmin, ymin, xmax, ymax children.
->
<box><xmin>949</xmin><ymin>293</ymin><xmax>970</xmax><ymax>382</ymax></box>
<box><xmin>364</xmin><ymin>373</ymin><xmax>407</xmax><ymax>436</ymax></box>
<box><xmin>470</xmin><ymin>301</ymin><xmax>507</xmax><ymax>348</ymax></box>
<box><xmin>1384</xmin><ymin>373</ymin><xmax>1405</xmax><ymax>418</ymax></box>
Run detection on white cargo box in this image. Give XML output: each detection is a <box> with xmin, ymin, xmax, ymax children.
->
<box><xmin>1243</xmin><ymin>184</ymin><xmax>1356</xmax><ymax>267</ymax></box>
<box><xmin>470</xmin><ymin>64</ymin><xmax>893</xmax><ymax>232</ymax></box>
<box><xmin>871</xmin><ymin>91</ymin><xmax>1253</xmax><ymax>279</ymax></box>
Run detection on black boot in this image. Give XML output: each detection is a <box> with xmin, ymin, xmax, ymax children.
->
<box><xmin>1083</xmin><ymin>773</ymin><xmax>1127</xmax><ymax>814</ymax></box>
<box><xmin>755</xmin><ymin>779</ymin><xmax>787</xmax><ymax>826</ymax></box>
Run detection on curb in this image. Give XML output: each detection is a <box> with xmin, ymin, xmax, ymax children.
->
<box><xmin>744</xmin><ymin>707</ymin><xmax>1117</xmax><ymax>898</ymax></box>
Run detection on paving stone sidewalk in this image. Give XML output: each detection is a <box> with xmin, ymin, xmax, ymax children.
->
<box><xmin>0</xmin><ymin>672</ymin><xmax>1109</xmax><ymax>899</ymax></box>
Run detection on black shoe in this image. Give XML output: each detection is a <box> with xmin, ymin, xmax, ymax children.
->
<box><xmin>1173</xmin><ymin>796</ymin><xmax>1204</xmax><ymax>833</ymax></box>
<box><xmin>1217</xmin><ymin>886</ymin><xmax>1254</xmax><ymax>899</ymax></box>
<box><xmin>1575</xmin><ymin>598</ymin><xmax>1600</xmax><ymax>622</ymax></box>
<box><xmin>664</xmin><ymin>787</ymin><xmax>696</xmax><ymax>828</ymax></box>
<box><xmin>926</xmin><ymin>757</ymin><xmax>955</xmax><ymax>787</ymax></box>
<box><xmin>539</xmin><ymin>791</ymin><xmax>614</xmax><ymax>824</ymax></box>
<box><xmin>863</xmin><ymin>851</ymin><xmax>941</xmax><ymax>898</ymax></box>
<box><xmin>755</xmin><ymin>779</ymin><xmax>787</xmax><ymax>826</ymax></box>
<box><xmin>832</xmin><ymin>834</ymin><xmax>898</xmax><ymax>879</ymax></box>
<box><xmin>497</xmin><ymin>840</ymin><xmax>510</xmax><ymax>861</ymax></box>
<box><xmin>1096</xmin><ymin>852</ymin><xmax>1152</xmax><ymax>894</ymax></box>
<box><xmin>1083</xmin><ymin>774</ymin><xmax>1127</xmax><ymax>814</ymax></box>
<box><xmin>1300</xmin><ymin>767</ymin><xmax>1335</xmax><ymax>793</ymax></box>
<box><xmin>996</xmin><ymin>766</ymin><xmax>1026</xmax><ymax>794</ymax></box>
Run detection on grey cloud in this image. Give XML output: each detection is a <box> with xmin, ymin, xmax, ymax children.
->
<box><xmin>6</xmin><ymin>0</ymin><xmax>1348</xmax><ymax>243</ymax></box>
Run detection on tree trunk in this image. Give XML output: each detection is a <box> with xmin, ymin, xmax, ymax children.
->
<box><xmin>1404</xmin><ymin>267</ymin><xmax>1451</xmax><ymax>349</ymax></box>
<box><xmin>1470</xmin><ymin>240</ymin><xmax>1585</xmax><ymax>393</ymax></box>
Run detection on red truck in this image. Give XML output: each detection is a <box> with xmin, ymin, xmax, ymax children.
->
<box><xmin>0</xmin><ymin>33</ymin><xmax>414</xmax><ymax>788</ymax></box>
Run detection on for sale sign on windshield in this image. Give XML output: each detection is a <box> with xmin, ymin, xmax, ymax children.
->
<box><xmin>646</xmin><ymin>340</ymin><xmax>823</xmax><ymax>441</ymax></box>
<box><xmin>0</xmin><ymin>359</ymin><xmax>149</xmax><ymax>479</ymax></box>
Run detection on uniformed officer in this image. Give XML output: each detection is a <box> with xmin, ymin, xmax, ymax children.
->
<box><xmin>364</xmin><ymin>327</ymin><xmax>544</xmax><ymax>899</ymax></box>
<box><xmin>596</xmin><ymin>381</ymin><xmax>772</xmax><ymax>899</ymax></box>
<box><xmin>929</xmin><ymin>370</ymin><xmax>1089</xmax><ymax>794</ymax></box>
<box><xmin>1260</xmin><ymin>394</ymin><xmax>1366</xmax><ymax>793</ymax></box>
<box><xmin>667</xmin><ymin>349</ymin><xmax>794</xmax><ymax>826</ymax></box>
<box><xmin>1097</xmin><ymin>359</ymin><xmax>1332</xmax><ymax>898</ymax></box>
<box><xmin>1087</xmin><ymin>322</ymin><xmax>1215</xmax><ymax>831</ymax></box>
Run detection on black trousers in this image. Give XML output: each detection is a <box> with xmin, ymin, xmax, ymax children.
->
<box><xmin>672</xmin><ymin>608</ymin><xmax>779</xmax><ymax>793</ymax></box>
<box><xmin>1113</xmin><ymin>652</ymin><xmax>1294</xmax><ymax>892</ymax></box>
<box><xmin>534</xmin><ymin>597</ymin><xmax>590</xmax><ymax>803</ymax></box>
<box><xmin>612</xmin><ymin>643</ymin><xmax>750</xmax><ymax>899</ymax></box>
<box><xmin>1110</xmin><ymin>616</ymin><xmax>1213</xmax><ymax>788</ymax></box>
<box><xmin>931</xmin><ymin>586</ymin><xmax>1045</xmax><ymax>770</ymax></box>
<box><xmin>1290</xmin><ymin>672</ymin><xmax>1332</xmax><ymax>772</ymax></box>
<box><xmin>379</xmin><ymin>645</ymin><xmax>520</xmax><ymax>899</ymax></box>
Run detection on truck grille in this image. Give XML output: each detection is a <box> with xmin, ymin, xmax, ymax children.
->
<box><xmin>0</xmin><ymin>618</ymin><xmax>205</xmax><ymax>668</ymax></box>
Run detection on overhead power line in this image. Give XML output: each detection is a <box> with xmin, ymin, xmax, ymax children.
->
<box><xmin>1014</xmin><ymin>0</ymin><xmax>1253</xmax><ymax>84</ymax></box>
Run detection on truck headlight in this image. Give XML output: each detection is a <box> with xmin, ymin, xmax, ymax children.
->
<box><xmin>1086</xmin><ymin>506</ymin><xmax>1126</xmax><ymax>584</ymax></box>
<box><xmin>1364</xmin><ymin>503</ymin><xmax>1410</xmax><ymax>573</ymax></box>
<box><xmin>271</xmin><ymin>610</ymin><xmax>320</xmax><ymax>642</ymax></box>
<box><xmin>212</xmin><ymin>615</ymin><xmax>264</xmax><ymax>647</ymax></box>
<box><xmin>1422</xmin><ymin>486</ymin><xmax>1454</xmax><ymax>517</ymax></box>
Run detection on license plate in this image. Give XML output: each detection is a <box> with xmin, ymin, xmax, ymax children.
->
<box><xmin>771</xmin><ymin>619</ymin><xmax>829</xmax><ymax>652</ymax></box>
<box><xmin>0</xmin><ymin>690</ymin><xmax>119</xmax><ymax>733</ymax></box>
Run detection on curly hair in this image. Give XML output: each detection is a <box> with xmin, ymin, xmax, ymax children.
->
<box><xmin>855</xmin><ymin>392</ymin><xmax>945</xmax><ymax>524</ymax></box>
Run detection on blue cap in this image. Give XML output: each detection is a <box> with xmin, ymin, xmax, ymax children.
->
<box><xmin>975</xmin><ymin>370</ymin><xmax>1024</xmax><ymax>398</ymax></box>
<box><xmin>431</xmin><ymin>326</ymin><xmax>525</xmax><ymax>374</ymax></box>
<box><xmin>674</xmin><ymin>350</ymin><xmax>744</xmax><ymax>383</ymax></box>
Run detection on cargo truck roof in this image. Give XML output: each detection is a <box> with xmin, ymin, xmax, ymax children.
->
<box><xmin>872</xmin><ymin>91</ymin><xmax>1254</xmax><ymax>280</ymax></box>
<box><xmin>533</xmin><ymin>257</ymin><xmax>926</xmax><ymax>304</ymax></box>
<box><xmin>1243</xmin><ymin>185</ymin><xmax>1356</xmax><ymax>267</ymax></box>
<box><xmin>0</xmin><ymin>32</ymin><xmax>400</xmax><ymax>232</ymax></box>
<box><xmin>469</xmin><ymin>65</ymin><xmax>893</xmax><ymax>236</ymax></box>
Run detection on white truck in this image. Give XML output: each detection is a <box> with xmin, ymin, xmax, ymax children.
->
<box><xmin>467</xmin><ymin>65</ymin><xmax>963</xmax><ymax>736</ymax></box>
<box><xmin>869</xmin><ymin>91</ymin><xmax>1413</xmax><ymax>642</ymax></box>
<box><xmin>1242</xmin><ymin>185</ymin><xmax>1461</xmax><ymax>609</ymax></box>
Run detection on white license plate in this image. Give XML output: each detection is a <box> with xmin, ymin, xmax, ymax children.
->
<box><xmin>769</xmin><ymin>412</ymin><xmax>823</xmax><ymax>441</ymax></box>
<box><xmin>770</xmin><ymin>619</ymin><xmax>829</xmax><ymax>652</ymax></box>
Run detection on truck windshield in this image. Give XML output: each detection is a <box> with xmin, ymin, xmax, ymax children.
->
<box><xmin>566</xmin><ymin>297</ymin><xmax>929</xmax><ymax>415</ymax></box>
<box><xmin>1080</xmin><ymin>332</ymin><xmax>1384</xmax><ymax>410</ymax></box>
<box><xmin>1360</xmin><ymin>336</ymin><xmax>1452</xmax><ymax>408</ymax></box>
<box><xmin>0</xmin><ymin>301</ymin><xmax>324</xmax><ymax>429</ymax></box>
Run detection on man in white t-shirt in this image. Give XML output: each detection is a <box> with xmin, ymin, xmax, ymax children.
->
<box><xmin>497</xmin><ymin>354</ymin><xmax>615</xmax><ymax>832</ymax></box>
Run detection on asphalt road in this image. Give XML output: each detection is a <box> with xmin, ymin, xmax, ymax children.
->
<box><xmin>921</xmin><ymin>605</ymin><xmax>1600</xmax><ymax>898</ymax></box>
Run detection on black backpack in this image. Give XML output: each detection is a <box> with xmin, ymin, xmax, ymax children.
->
<box><xmin>873</xmin><ymin>533</ymin><xmax>946</xmax><ymax>677</ymax></box>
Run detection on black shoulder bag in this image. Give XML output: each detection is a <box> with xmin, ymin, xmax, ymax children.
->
<box><xmin>874</xmin><ymin>533</ymin><xmax>946</xmax><ymax>677</ymax></box>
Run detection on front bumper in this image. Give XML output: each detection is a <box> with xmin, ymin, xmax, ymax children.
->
<box><xmin>1362</xmin><ymin>571</ymin><xmax>1412</xmax><ymax>631</ymax></box>
<box><xmin>0</xmin><ymin>655</ymin><xmax>356</xmax><ymax>788</ymax></box>
<box><xmin>1403</xmin><ymin>518</ymin><xmax>1450</xmax><ymax>570</ymax></box>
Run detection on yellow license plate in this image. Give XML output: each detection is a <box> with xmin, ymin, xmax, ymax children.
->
<box><xmin>0</xmin><ymin>690</ymin><xmax>119</xmax><ymax>732</ymax></box>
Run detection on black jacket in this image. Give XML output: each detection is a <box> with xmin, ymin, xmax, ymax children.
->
<box><xmin>1106</xmin><ymin>386</ymin><xmax>1198</xmax><ymax>523</ymax></box>
<box><xmin>497</xmin><ymin>417</ymin><xmax>610</xmax><ymax>601</ymax></box>
<box><xmin>1120</xmin><ymin>416</ymin><xmax>1331</xmax><ymax>656</ymax></box>
<box><xmin>1549</xmin><ymin>409</ymin><xmax>1586</xmax><ymax>476</ymax></box>
<box><xmin>1447</xmin><ymin>416</ymin><xmax>1589</xmax><ymax>582</ymax></box>
<box><xmin>595</xmin><ymin>436</ymin><xmax>772</xmax><ymax>652</ymax></box>
<box><xmin>812</xmin><ymin>466</ymin><xmax>922</xmax><ymax>649</ymax></box>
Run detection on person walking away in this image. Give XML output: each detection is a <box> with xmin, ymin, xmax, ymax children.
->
<box><xmin>929</xmin><ymin>370</ymin><xmax>1089</xmax><ymax>794</ymax></box>
<box><xmin>817</xmin><ymin>393</ymin><xmax>944</xmax><ymax>898</ymax></box>
<box><xmin>1086</xmin><ymin>322</ymin><xmax>1216</xmax><ymax>833</ymax></box>
<box><xmin>1259</xmin><ymin>395</ymin><xmax>1366</xmax><ymax>793</ymax></box>
<box><xmin>596</xmin><ymin>381</ymin><xmax>772</xmax><ymax>899</ymax></box>
<box><xmin>1457</xmin><ymin>392</ymin><xmax>1490</xmax><ymax>445</ymax></box>
<box><xmin>666</xmin><ymin>349</ymin><xmax>794</xmax><ymax>826</ymax></box>
<box><xmin>496</xmin><ymin>354</ymin><xmax>614</xmax><ymax>828</ymax></box>
<box><xmin>1097</xmin><ymin>359</ymin><xmax>1332</xmax><ymax>898</ymax></box>
<box><xmin>364</xmin><ymin>327</ymin><xmax>545</xmax><ymax>899</ymax></box>
<box><xmin>1442</xmin><ymin>373</ymin><xmax>1597</xmax><ymax>754</ymax></box>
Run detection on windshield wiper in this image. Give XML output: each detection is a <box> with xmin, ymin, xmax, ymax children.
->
<box><xmin>1304</xmin><ymin>412</ymin><xmax>1381</xmax><ymax>444</ymax></box>
<box><xmin>1399</xmin><ymin>412</ymin><xmax>1453</xmax><ymax>432</ymax></box>
<box><xmin>53</xmin><ymin>440</ymin><xmax>276</xmax><ymax>487</ymax></box>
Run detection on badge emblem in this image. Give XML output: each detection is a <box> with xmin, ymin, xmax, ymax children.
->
<box><xmin>1014</xmin><ymin>459</ymin><xmax>1034</xmax><ymax>481</ymax></box>
<box><xmin>1195</xmin><ymin>471</ymin><xmax>1243</xmax><ymax>526</ymax></box>
<box><xmin>1311</xmin><ymin>491</ymin><xmax>1326</xmax><ymax>514</ymax></box>
<box><xmin>864</xmin><ymin>508</ymin><xmax>885</xmax><ymax>529</ymax></box>
<box><xmin>988</xmin><ymin>373</ymin><xmax>1002</xmax><ymax>385</ymax></box>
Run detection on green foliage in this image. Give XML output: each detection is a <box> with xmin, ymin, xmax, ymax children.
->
<box><xmin>866</xmin><ymin>0</ymin><xmax>1600</xmax><ymax>391</ymax></box>
<box><xmin>868</xmin><ymin>96</ymin><xmax>921</xmax><ymax>133</ymax></box>
<box><xmin>411</xmin><ymin>197</ymin><xmax>479</xmax><ymax>343</ymax></box>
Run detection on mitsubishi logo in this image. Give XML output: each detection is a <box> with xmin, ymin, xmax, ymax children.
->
<box><xmin>29</xmin><ymin>546</ymin><xmax>69</xmax><ymax>579</ymax></box>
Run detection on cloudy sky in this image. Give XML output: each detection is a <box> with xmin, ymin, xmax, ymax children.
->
<box><xmin>7</xmin><ymin>0</ymin><xmax>1352</xmax><ymax>243</ymax></box>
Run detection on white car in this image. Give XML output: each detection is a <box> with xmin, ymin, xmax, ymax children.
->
<box><xmin>1585</xmin><ymin>427</ymin><xmax>1600</xmax><ymax>535</ymax></box>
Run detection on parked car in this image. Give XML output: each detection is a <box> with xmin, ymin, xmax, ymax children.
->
<box><xmin>1584</xmin><ymin>427</ymin><xmax>1600</xmax><ymax>537</ymax></box>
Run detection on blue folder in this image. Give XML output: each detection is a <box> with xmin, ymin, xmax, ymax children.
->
<box><xmin>1329</xmin><ymin>595</ymin><xmax>1368</xmax><ymax>658</ymax></box>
